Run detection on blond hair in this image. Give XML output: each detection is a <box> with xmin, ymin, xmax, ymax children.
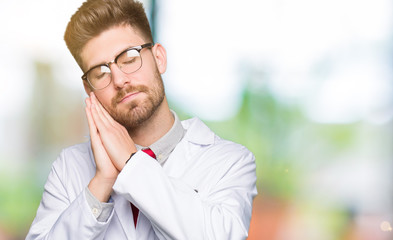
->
<box><xmin>64</xmin><ymin>0</ymin><xmax>153</xmax><ymax>69</ymax></box>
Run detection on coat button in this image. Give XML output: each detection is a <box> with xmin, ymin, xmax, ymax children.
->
<box><xmin>92</xmin><ymin>208</ymin><xmax>99</xmax><ymax>216</ymax></box>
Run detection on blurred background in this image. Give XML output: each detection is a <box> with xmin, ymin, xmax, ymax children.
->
<box><xmin>0</xmin><ymin>0</ymin><xmax>392</xmax><ymax>239</ymax></box>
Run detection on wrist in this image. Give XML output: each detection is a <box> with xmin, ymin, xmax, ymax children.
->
<box><xmin>88</xmin><ymin>175</ymin><xmax>117</xmax><ymax>202</ymax></box>
<box><xmin>125</xmin><ymin>152</ymin><xmax>137</xmax><ymax>165</ymax></box>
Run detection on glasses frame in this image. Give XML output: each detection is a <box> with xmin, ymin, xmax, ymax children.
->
<box><xmin>81</xmin><ymin>42</ymin><xmax>154</xmax><ymax>90</ymax></box>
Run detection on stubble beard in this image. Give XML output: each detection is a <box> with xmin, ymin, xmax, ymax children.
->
<box><xmin>107</xmin><ymin>70</ymin><xmax>165</xmax><ymax>131</ymax></box>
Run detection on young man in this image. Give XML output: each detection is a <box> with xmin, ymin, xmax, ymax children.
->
<box><xmin>26</xmin><ymin>0</ymin><xmax>257</xmax><ymax>239</ymax></box>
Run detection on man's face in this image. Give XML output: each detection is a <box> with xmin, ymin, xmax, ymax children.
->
<box><xmin>81</xmin><ymin>25</ymin><xmax>166</xmax><ymax>130</ymax></box>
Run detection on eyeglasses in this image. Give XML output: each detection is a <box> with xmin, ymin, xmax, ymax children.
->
<box><xmin>81</xmin><ymin>43</ymin><xmax>154</xmax><ymax>90</ymax></box>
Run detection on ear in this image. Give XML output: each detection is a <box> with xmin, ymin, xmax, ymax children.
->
<box><xmin>151</xmin><ymin>43</ymin><xmax>167</xmax><ymax>74</ymax></box>
<box><xmin>83</xmin><ymin>80</ymin><xmax>93</xmax><ymax>96</ymax></box>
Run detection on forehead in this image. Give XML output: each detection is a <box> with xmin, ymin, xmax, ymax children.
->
<box><xmin>80</xmin><ymin>25</ymin><xmax>145</xmax><ymax>71</ymax></box>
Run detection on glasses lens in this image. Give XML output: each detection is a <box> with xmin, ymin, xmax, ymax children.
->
<box><xmin>117</xmin><ymin>49</ymin><xmax>142</xmax><ymax>74</ymax></box>
<box><xmin>87</xmin><ymin>65</ymin><xmax>111</xmax><ymax>89</ymax></box>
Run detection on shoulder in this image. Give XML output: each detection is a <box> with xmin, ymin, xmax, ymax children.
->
<box><xmin>211</xmin><ymin>136</ymin><xmax>256</xmax><ymax>173</ymax></box>
<box><xmin>57</xmin><ymin>141</ymin><xmax>92</xmax><ymax>163</ymax></box>
<box><xmin>52</xmin><ymin>141</ymin><xmax>95</xmax><ymax>176</ymax></box>
<box><xmin>179</xmin><ymin>118</ymin><xmax>256</xmax><ymax>189</ymax></box>
<box><xmin>181</xmin><ymin>117</ymin><xmax>254</xmax><ymax>163</ymax></box>
<box><xmin>59</xmin><ymin>141</ymin><xmax>91</xmax><ymax>156</ymax></box>
<box><xmin>215</xmin><ymin>137</ymin><xmax>254</xmax><ymax>159</ymax></box>
<box><xmin>45</xmin><ymin>142</ymin><xmax>95</xmax><ymax>199</ymax></box>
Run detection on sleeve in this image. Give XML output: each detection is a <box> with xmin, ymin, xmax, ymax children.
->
<box><xmin>26</xmin><ymin>151</ymin><xmax>114</xmax><ymax>240</ymax></box>
<box><xmin>85</xmin><ymin>187</ymin><xmax>114</xmax><ymax>222</ymax></box>
<box><xmin>112</xmin><ymin>147</ymin><xmax>257</xmax><ymax>240</ymax></box>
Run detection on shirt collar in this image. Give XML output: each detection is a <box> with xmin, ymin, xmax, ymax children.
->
<box><xmin>136</xmin><ymin>110</ymin><xmax>185</xmax><ymax>165</ymax></box>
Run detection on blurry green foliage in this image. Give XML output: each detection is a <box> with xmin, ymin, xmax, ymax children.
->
<box><xmin>201</xmin><ymin>82</ymin><xmax>359</xmax><ymax>200</ymax></box>
<box><xmin>204</xmin><ymin>86</ymin><xmax>304</xmax><ymax>199</ymax></box>
<box><xmin>0</xmin><ymin>166</ymin><xmax>42</xmax><ymax>238</ymax></box>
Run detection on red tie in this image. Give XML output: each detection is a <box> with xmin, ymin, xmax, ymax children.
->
<box><xmin>131</xmin><ymin>148</ymin><xmax>156</xmax><ymax>227</ymax></box>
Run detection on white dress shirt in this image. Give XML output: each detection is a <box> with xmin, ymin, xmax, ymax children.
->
<box><xmin>26</xmin><ymin>117</ymin><xmax>257</xmax><ymax>240</ymax></box>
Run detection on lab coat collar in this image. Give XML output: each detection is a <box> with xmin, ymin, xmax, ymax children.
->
<box><xmin>181</xmin><ymin>117</ymin><xmax>215</xmax><ymax>145</ymax></box>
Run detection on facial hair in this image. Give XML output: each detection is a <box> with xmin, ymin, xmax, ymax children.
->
<box><xmin>107</xmin><ymin>69</ymin><xmax>165</xmax><ymax>131</ymax></box>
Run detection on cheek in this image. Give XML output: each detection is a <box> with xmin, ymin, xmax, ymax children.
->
<box><xmin>138</xmin><ymin>58</ymin><xmax>159</xmax><ymax>80</ymax></box>
<box><xmin>95</xmin><ymin>91</ymin><xmax>113</xmax><ymax>109</ymax></box>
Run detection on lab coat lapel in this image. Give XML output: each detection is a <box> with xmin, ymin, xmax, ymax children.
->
<box><xmin>112</xmin><ymin>193</ymin><xmax>137</xmax><ymax>239</ymax></box>
<box><xmin>162</xmin><ymin>140</ymin><xmax>189</xmax><ymax>178</ymax></box>
<box><xmin>164</xmin><ymin>118</ymin><xmax>215</xmax><ymax>178</ymax></box>
<box><xmin>135</xmin><ymin>210</ymin><xmax>155</xmax><ymax>239</ymax></box>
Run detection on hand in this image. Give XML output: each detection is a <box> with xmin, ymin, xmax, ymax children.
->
<box><xmin>85</xmin><ymin>97</ymin><xmax>119</xmax><ymax>202</ymax></box>
<box><xmin>88</xmin><ymin>92</ymin><xmax>137</xmax><ymax>171</ymax></box>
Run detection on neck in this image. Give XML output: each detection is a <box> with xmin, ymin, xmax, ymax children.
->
<box><xmin>129</xmin><ymin>97</ymin><xmax>174</xmax><ymax>147</ymax></box>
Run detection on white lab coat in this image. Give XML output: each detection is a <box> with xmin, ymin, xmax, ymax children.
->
<box><xmin>26</xmin><ymin>118</ymin><xmax>257</xmax><ymax>240</ymax></box>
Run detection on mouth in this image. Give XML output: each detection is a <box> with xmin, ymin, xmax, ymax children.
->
<box><xmin>119</xmin><ymin>91</ymin><xmax>140</xmax><ymax>103</ymax></box>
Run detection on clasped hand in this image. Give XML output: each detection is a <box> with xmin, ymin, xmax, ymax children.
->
<box><xmin>85</xmin><ymin>92</ymin><xmax>137</xmax><ymax>181</ymax></box>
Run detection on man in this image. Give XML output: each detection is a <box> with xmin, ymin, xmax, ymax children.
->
<box><xmin>26</xmin><ymin>0</ymin><xmax>257</xmax><ymax>239</ymax></box>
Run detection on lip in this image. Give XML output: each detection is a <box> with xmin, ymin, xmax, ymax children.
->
<box><xmin>119</xmin><ymin>91</ymin><xmax>140</xmax><ymax>103</ymax></box>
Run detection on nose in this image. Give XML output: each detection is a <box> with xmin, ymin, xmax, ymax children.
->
<box><xmin>110</xmin><ymin>63</ymin><xmax>131</xmax><ymax>89</ymax></box>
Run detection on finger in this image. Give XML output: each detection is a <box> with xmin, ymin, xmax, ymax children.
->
<box><xmin>86</xmin><ymin>108</ymin><xmax>104</xmax><ymax>155</ymax></box>
<box><xmin>86</xmin><ymin>96</ymin><xmax>101</xmax><ymax>131</ymax></box>
<box><xmin>85</xmin><ymin>97</ymin><xmax>93</xmax><ymax>113</ymax></box>
<box><xmin>90</xmin><ymin>93</ymin><xmax>128</xmax><ymax>137</ymax></box>
<box><xmin>89</xmin><ymin>94</ymin><xmax>113</xmax><ymax>131</ymax></box>
<box><xmin>85</xmin><ymin>100</ymin><xmax>98</xmax><ymax>138</ymax></box>
<box><xmin>90</xmin><ymin>92</ymin><xmax>113</xmax><ymax>129</ymax></box>
<box><xmin>86</xmin><ymin>101</ymin><xmax>112</xmax><ymax>156</ymax></box>
<box><xmin>85</xmin><ymin>98</ymin><xmax>94</xmax><ymax>128</ymax></box>
<box><xmin>90</xmin><ymin>104</ymin><xmax>108</xmax><ymax>133</ymax></box>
